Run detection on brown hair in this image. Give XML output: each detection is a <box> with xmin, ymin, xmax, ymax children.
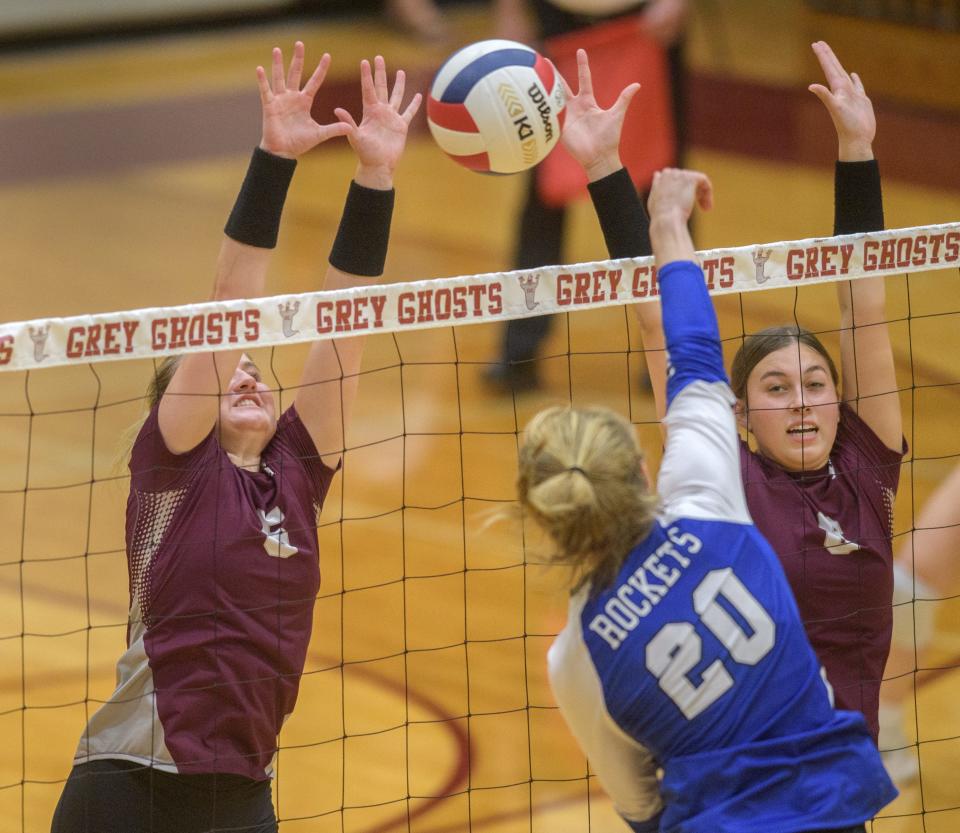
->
<box><xmin>146</xmin><ymin>355</ymin><xmax>183</xmax><ymax>409</ymax></box>
<box><xmin>116</xmin><ymin>356</ymin><xmax>183</xmax><ymax>470</ymax></box>
<box><xmin>517</xmin><ymin>406</ymin><xmax>658</xmax><ymax>594</ymax></box>
<box><xmin>730</xmin><ymin>326</ymin><xmax>839</xmax><ymax>402</ymax></box>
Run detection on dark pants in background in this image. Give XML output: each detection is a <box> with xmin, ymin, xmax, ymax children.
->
<box><xmin>491</xmin><ymin>0</ymin><xmax>687</xmax><ymax>389</ymax></box>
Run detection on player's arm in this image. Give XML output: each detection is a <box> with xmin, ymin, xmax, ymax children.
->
<box><xmin>809</xmin><ymin>40</ymin><xmax>901</xmax><ymax>451</ymax></box>
<box><xmin>549</xmin><ymin>600</ymin><xmax>664</xmax><ymax>832</ymax></box>
<box><xmin>491</xmin><ymin>0</ymin><xmax>535</xmax><ymax>43</ymax></box>
<box><xmin>159</xmin><ymin>44</ymin><xmax>349</xmax><ymax>454</ymax></box>
<box><xmin>638</xmin><ymin>0</ymin><xmax>690</xmax><ymax>46</ymax></box>
<box><xmin>897</xmin><ymin>460</ymin><xmax>960</xmax><ymax>600</ymax></box>
<box><xmin>630</xmin><ymin>296</ymin><xmax>668</xmax><ymax>425</ymax></box>
<box><xmin>560</xmin><ymin>49</ymin><xmax>670</xmax><ymax>422</ymax></box>
<box><xmin>294</xmin><ymin>57</ymin><xmax>421</xmax><ymax>470</ymax></box>
<box><xmin>648</xmin><ymin>169</ymin><xmax>751</xmax><ymax>524</ymax></box>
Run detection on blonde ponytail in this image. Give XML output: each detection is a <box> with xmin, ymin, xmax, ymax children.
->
<box><xmin>517</xmin><ymin>406</ymin><xmax>658</xmax><ymax>593</ymax></box>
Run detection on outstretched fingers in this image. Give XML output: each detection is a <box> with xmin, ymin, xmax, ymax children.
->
<box><xmin>359</xmin><ymin>59</ymin><xmax>376</xmax><ymax>108</ymax></box>
<box><xmin>389</xmin><ymin>69</ymin><xmax>407</xmax><ymax>111</ymax></box>
<box><xmin>565</xmin><ymin>48</ymin><xmax>638</xmax><ymax>119</ymax></box>
<box><xmin>812</xmin><ymin>41</ymin><xmax>852</xmax><ymax>92</ymax></box>
<box><xmin>286</xmin><ymin>41</ymin><xmax>306</xmax><ymax>92</ymax></box>
<box><xmin>373</xmin><ymin>55</ymin><xmax>389</xmax><ymax>103</ymax></box>
<box><xmin>807</xmin><ymin>82</ymin><xmax>834</xmax><ymax>107</ymax></box>
<box><xmin>317</xmin><ymin>119</ymin><xmax>353</xmax><ymax>142</ymax></box>
<box><xmin>401</xmin><ymin>91</ymin><xmax>423</xmax><ymax>124</ymax></box>
<box><xmin>270</xmin><ymin>46</ymin><xmax>286</xmax><ymax>93</ymax></box>
<box><xmin>334</xmin><ymin>106</ymin><xmax>359</xmax><ymax>132</ymax></box>
<box><xmin>257</xmin><ymin>43</ymin><xmax>353</xmax><ymax>158</ymax></box>
<box><xmin>611</xmin><ymin>81</ymin><xmax>641</xmax><ymax>118</ymax></box>
<box><xmin>575</xmin><ymin>48</ymin><xmax>594</xmax><ymax>99</ymax></box>
<box><xmin>301</xmin><ymin>51</ymin><xmax>333</xmax><ymax>100</ymax></box>
<box><xmin>356</xmin><ymin>56</ymin><xmax>422</xmax><ymax>122</ymax></box>
<box><xmin>808</xmin><ymin>42</ymin><xmax>852</xmax><ymax>110</ymax></box>
<box><xmin>255</xmin><ymin>65</ymin><xmax>272</xmax><ymax>105</ymax></box>
<box><xmin>808</xmin><ymin>41</ymin><xmax>875</xmax><ymax>157</ymax></box>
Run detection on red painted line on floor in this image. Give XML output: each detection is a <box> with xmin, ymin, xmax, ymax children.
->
<box><xmin>305</xmin><ymin>649</ymin><xmax>472</xmax><ymax>833</ymax></box>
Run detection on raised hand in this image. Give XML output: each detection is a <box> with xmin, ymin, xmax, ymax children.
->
<box><xmin>559</xmin><ymin>49</ymin><xmax>640</xmax><ymax>182</ymax></box>
<box><xmin>334</xmin><ymin>56</ymin><xmax>423</xmax><ymax>190</ymax></box>
<box><xmin>649</xmin><ymin>168</ymin><xmax>712</xmax><ymax>223</ymax></box>
<box><xmin>257</xmin><ymin>42</ymin><xmax>351</xmax><ymax>159</ymax></box>
<box><xmin>808</xmin><ymin>41</ymin><xmax>875</xmax><ymax>162</ymax></box>
<box><xmin>648</xmin><ymin>168</ymin><xmax>712</xmax><ymax>265</ymax></box>
<box><xmin>494</xmin><ymin>0</ymin><xmax>535</xmax><ymax>44</ymax></box>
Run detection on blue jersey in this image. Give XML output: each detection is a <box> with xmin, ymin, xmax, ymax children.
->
<box><xmin>547</xmin><ymin>261</ymin><xmax>896</xmax><ymax>833</ymax></box>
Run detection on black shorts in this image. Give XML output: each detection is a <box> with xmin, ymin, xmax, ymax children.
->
<box><xmin>51</xmin><ymin>759</ymin><xmax>277</xmax><ymax>833</ymax></box>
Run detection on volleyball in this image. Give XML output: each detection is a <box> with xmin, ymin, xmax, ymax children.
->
<box><xmin>427</xmin><ymin>39</ymin><xmax>567</xmax><ymax>174</ymax></box>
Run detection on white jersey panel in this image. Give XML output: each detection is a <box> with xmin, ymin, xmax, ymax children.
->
<box><xmin>75</xmin><ymin>600</ymin><xmax>176</xmax><ymax>771</ymax></box>
<box><xmin>548</xmin><ymin>590</ymin><xmax>663</xmax><ymax>827</ymax></box>
<box><xmin>657</xmin><ymin>379</ymin><xmax>751</xmax><ymax>526</ymax></box>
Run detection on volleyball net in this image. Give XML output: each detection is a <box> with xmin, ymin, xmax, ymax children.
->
<box><xmin>2</xmin><ymin>223</ymin><xmax>960</xmax><ymax>832</ymax></box>
<box><xmin>1</xmin><ymin>224</ymin><xmax>959</xmax><ymax>372</ymax></box>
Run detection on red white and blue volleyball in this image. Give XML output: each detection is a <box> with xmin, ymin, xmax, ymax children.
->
<box><xmin>427</xmin><ymin>39</ymin><xmax>566</xmax><ymax>174</ymax></box>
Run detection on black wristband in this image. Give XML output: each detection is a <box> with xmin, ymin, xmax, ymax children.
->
<box><xmin>329</xmin><ymin>181</ymin><xmax>395</xmax><ymax>277</ymax></box>
<box><xmin>834</xmin><ymin>159</ymin><xmax>884</xmax><ymax>235</ymax></box>
<box><xmin>587</xmin><ymin>167</ymin><xmax>652</xmax><ymax>259</ymax></box>
<box><xmin>224</xmin><ymin>147</ymin><xmax>297</xmax><ymax>249</ymax></box>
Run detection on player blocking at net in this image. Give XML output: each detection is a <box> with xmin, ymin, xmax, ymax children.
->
<box><xmin>50</xmin><ymin>44</ymin><xmax>421</xmax><ymax>833</ymax></box>
<box><xmin>629</xmin><ymin>40</ymin><xmax>905</xmax><ymax>751</ymax></box>
<box><xmin>516</xmin><ymin>52</ymin><xmax>897</xmax><ymax>833</ymax></box>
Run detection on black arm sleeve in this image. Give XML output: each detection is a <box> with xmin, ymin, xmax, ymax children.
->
<box><xmin>587</xmin><ymin>167</ymin><xmax>652</xmax><ymax>258</ymax></box>
<box><xmin>224</xmin><ymin>148</ymin><xmax>297</xmax><ymax>249</ymax></box>
<box><xmin>328</xmin><ymin>181</ymin><xmax>395</xmax><ymax>277</ymax></box>
<box><xmin>834</xmin><ymin>159</ymin><xmax>884</xmax><ymax>235</ymax></box>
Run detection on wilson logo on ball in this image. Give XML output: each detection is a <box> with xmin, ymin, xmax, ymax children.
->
<box><xmin>427</xmin><ymin>39</ymin><xmax>566</xmax><ymax>175</ymax></box>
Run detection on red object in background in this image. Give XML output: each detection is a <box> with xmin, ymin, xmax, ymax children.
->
<box><xmin>537</xmin><ymin>14</ymin><xmax>676</xmax><ymax>206</ymax></box>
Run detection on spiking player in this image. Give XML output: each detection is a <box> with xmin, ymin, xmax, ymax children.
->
<box><xmin>515</xmin><ymin>52</ymin><xmax>897</xmax><ymax>832</ymax></box>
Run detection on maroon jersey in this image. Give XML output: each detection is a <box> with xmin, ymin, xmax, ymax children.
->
<box><xmin>75</xmin><ymin>404</ymin><xmax>336</xmax><ymax>780</ymax></box>
<box><xmin>740</xmin><ymin>403</ymin><xmax>905</xmax><ymax>741</ymax></box>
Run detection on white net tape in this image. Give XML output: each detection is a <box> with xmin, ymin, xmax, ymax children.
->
<box><xmin>1</xmin><ymin>223</ymin><xmax>957</xmax><ymax>372</ymax></box>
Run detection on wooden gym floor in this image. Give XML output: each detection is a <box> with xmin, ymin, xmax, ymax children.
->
<box><xmin>1</xmin><ymin>2</ymin><xmax>959</xmax><ymax>831</ymax></box>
